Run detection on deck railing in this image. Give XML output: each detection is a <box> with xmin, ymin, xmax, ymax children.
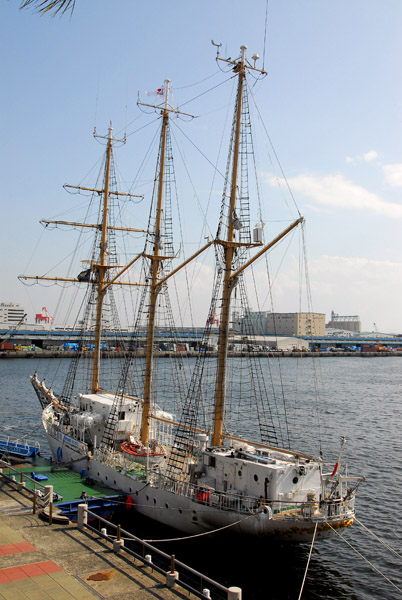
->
<box><xmin>154</xmin><ymin>471</ymin><xmax>354</xmax><ymax>522</ymax></box>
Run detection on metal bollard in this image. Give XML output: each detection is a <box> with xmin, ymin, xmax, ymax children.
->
<box><xmin>228</xmin><ymin>586</ymin><xmax>242</xmax><ymax>600</ymax></box>
<box><xmin>113</xmin><ymin>538</ymin><xmax>124</xmax><ymax>553</ymax></box>
<box><xmin>77</xmin><ymin>504</ymin><xmax>88</xmax><ymax>529</ymax></box>
<box><xmin>44</xmin><ymin>485</ymin><xmax>54</xmax><ymax>506</ymax></box>
<box><xmin>166</xmin><ymin>570</ymin><xmax>179</xmax><ymax>588</ymax></box>
<box><xmin>101</xmin><ymin>528</ymin><xmax>107</xmax><ymax>536</ymax></box>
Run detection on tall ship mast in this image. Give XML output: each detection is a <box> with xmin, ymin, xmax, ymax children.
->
<box><xmin>23</xmin><ymin>47</ymin><xmax>364</xmax><ymax>543</ymax></box>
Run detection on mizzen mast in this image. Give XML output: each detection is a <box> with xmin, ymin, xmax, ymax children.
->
<box><xmin>212</xmin><ymin>46</ymin><xmax>270</xmax><ymax>447</ymax></box>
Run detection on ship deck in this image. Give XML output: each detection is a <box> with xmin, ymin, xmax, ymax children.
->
<box><xmin>2</xmin><ymin>456</ymin><xmax>116</xmax><ymax>503</ymax></box>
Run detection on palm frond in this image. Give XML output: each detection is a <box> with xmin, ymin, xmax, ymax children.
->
<box><xmin>20</xmin><ymin>0</ymin><xmax>75</xmax><ymax>16</ymax></box>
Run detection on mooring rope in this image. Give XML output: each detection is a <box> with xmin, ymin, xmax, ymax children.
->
<box><xmin>143</xmin><ymin>513</ymin><xmax>257</xmax><ymax>543</ymax></box>
<box><xmin>355</xmin><ymin>518</ymin><xmax>402</xmax><ymax>562</ymax></box>
<box><xmin>297</xmin><ymin>522</ymin><xmax>317</xmax><ymax>600</ymax></box>
<box><xmin>329</xmin><ymin>524</ymin><xmax>402</xmax><ymax>595</ymax></box>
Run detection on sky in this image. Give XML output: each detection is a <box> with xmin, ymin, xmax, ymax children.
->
<box><xmin>2</xmin><ymin>0</ymin><xmax>402</xmax><ymax>333</ymax></box>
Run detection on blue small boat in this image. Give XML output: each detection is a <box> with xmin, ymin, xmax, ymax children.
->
<box><xmin>0</xmin><ymin>435</ymin><xmax>40</xmax><ymax>458</ymax></box>
<box><xmin>54</xmin><ymin>494</ymin><xmax>129</xmax><ymax>521</ymax></box>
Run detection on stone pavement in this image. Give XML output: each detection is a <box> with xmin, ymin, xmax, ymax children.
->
<box><xmin>0</xmin><ymin>476</ymin><xmax>200</xmax><ymax>600</ymax></box>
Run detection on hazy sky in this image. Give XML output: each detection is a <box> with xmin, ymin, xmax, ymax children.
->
<box><xmin>2</xmin><ymin>1</ymin><xmax>402</xmax><ymax>333</ymax></box>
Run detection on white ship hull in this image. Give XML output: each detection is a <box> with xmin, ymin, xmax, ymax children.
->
<box><xmin>44</xmin><ymin>425</ymin><xmax>355</xmax><ymax>543</ymax></box>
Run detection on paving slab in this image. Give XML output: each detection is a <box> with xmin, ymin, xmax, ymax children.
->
<box><xmin>0</xmin><ymin>475</ymin><xmax>201</xmax><ymax>600</ymax></box>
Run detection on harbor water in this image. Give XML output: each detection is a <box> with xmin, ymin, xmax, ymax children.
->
<box><xmin>1</xmin><ymin>356</ymin><xmax>401</xmax><ymax>599</ymax></box>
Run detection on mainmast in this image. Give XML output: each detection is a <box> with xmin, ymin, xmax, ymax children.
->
<box><xmin>137</xmin><ymin>81</ymin><xmax>194</xmax><ymax>446</ymax></box>
<box><xmin>141</xmin><ymin>80</ymin><xmax>171</xmax><ymax>444</ymax></box>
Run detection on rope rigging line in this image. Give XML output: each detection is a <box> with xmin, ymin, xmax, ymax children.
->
<box><xmin>329</xmin><ymin>524</ymin><xmax>402</xmax><ymax>595</ymax></box>
<box><xmin>248</xmin><ymin>90</ymin><xmax>301</xmax><ymax>218</ymax></box>
<box><xmin>297</xmin><ymin>522</ymin><xmax>317</xmax><ymax>600</ymax></box>
<box><xmin>178</xmin><ymin>75</ymin><xmax>234</xmax><ymax>109</ymax></box>
<box><xmin>175</xmin><ymin>70</ymin><xmax>221</xmax><ymax>90</ymax></box>
<box><xmin>172</xmin><ymin>120</ymin><xmax>226</xmax><ymax>182</ymax></box>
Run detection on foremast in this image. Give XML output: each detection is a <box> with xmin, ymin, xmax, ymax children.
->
<box><xmin>19</xmin><ymin>124</ymin><xmax>145</xmax><ymax>397</ymax></box>
<box><xmin>91</xmin><ymin>124</ymin><xmax>113</xmax><ymax>393</ymax></box>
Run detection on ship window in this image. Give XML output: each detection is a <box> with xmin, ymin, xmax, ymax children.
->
<box><xmin>105</xmin><ymin>476</ymin><xmax>108</xmax><ymax>480</ymax></box>
<box><xmin>114</xmin><ymin>480</ymin><xmax>116</xmax><ymax>485</ymax></box>
<box><xmin>129</xmin><ymin>488</ymin><xmax>132</xmax><ymax>493</ymax></box>
<box><xmin>118</xmin><ymin>411</ymin><xmax>125</xmax><ymax>420</ymax></box>
<box><xmin>154</xmin><ymin>498</ymin><xmax>157</xmax><ymax>504</ymax></box>
<box><xmin>293</xmin><ymin>477</ymin><xmax>299</xmax><ymax>484</ymax></box>
<box><xmin>209</xmin><ymin>456</ymin><xmax>216</xmax><ymax>467</ymax></box>
<box><xmin>165</xmin><ymin>503</ymin><xmax>169</xmax><ymax>509</ymax></box>
<box><xmin>238</xmin><ymin>470</ymin><xmax>242</xmax><ymax>477</ymax></box>
<box><xmin>254</xmin><ymin>474</ymin><xmax>258</xmax><ymax>482</ymax></box>
<box><xmin>146</xmin><ymin>495</ymin><xmax>149</xmax><ymax>501</ymax></box>
<box><xmin>179</xmin><ymin>508</ymin><xmax>182</xmax><ymax>514</ymax></box>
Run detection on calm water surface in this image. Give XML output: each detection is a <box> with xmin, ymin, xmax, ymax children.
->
<box><xmin>1</xmin><ymin>356</ymin><xmax>401</xmax><ymax>599</ymax></box>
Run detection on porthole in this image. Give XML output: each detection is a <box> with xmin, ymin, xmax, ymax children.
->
<box><xmin>254</xmin><ymin>474</ymin><xmax>259</xmax><ymax>482</ymax></box>
<box><xmin>154</xmin><ymin>498</ymin><xmax>157</xmax><ymax>504</ymax></box>
<box><xmin>238</xmin><ymin>470</ymin><xmax>242</xmax><ymax>477</ymax></box>
<box><xmin>135</xmin><ymin>491</ymin><xmax>138</xmax><ymax>496</ymax></box>
<box><xmin>114</xmin><ymin>480</ymin><xmax>116</xmax><ymax>485</ymax></box>
<box><xmin>293</xmin><ymin>477</ymin><xmax>299</xmax><ymax>484</ymax></box>
<box><xmin>105</xmin><ymin>476</ymin><xmax>108</xmax><ymax>480</ymax></box>
<box><xmin>146</xmin><ymin>495</ymin><xmax>149</xmax><ymax>501</ymax></box>
<box><xmin>179</xmin><ymin>508</ymin><xmax>182</xmax><ymax>514</ymax></box>
<box><xmin>129</xmin><ymin>488</ymin><xmax>132</xmax><ymax>493</ymax></box>
<box><xmin>165</xmin><ymin>503</ymin><xmax>169</xmax><ymax>509</ymax></box>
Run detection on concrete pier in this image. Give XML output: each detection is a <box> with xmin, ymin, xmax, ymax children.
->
<box><xmin>0</xmin><ymin>476</ymin><xmax>199</xmax><ymax>600</ymax></box>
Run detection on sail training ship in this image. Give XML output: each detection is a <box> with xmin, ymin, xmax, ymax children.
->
<box><xmin>22</xmin><ymin>45</ymin><xmax>364</xmax><ymax>542</ymax></box>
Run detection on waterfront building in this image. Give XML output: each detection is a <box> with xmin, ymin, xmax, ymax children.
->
<box><xmin>266</xmin><ymin>312</ymin><xmax>325</xmax><ymax>336</ymax></box>
<box><xmin>327</xmin><ymin>310</ymin><xmax>361</xmax><ymax>333</ymax></box>
<box><xmin>0</xmin><ymin>302</ymin><xmax>26</xmax><ymax>327</ymax></box>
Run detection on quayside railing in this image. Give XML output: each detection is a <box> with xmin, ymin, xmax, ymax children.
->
<box><xmin>0</xmin><ymin>459</ymin><xmax>54</xmax><ymax>513</ymax></box>
<box><xmin>78</xmin><ymin>504</ymin><xmax>242</xmax><ymax>600</ymax></box>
